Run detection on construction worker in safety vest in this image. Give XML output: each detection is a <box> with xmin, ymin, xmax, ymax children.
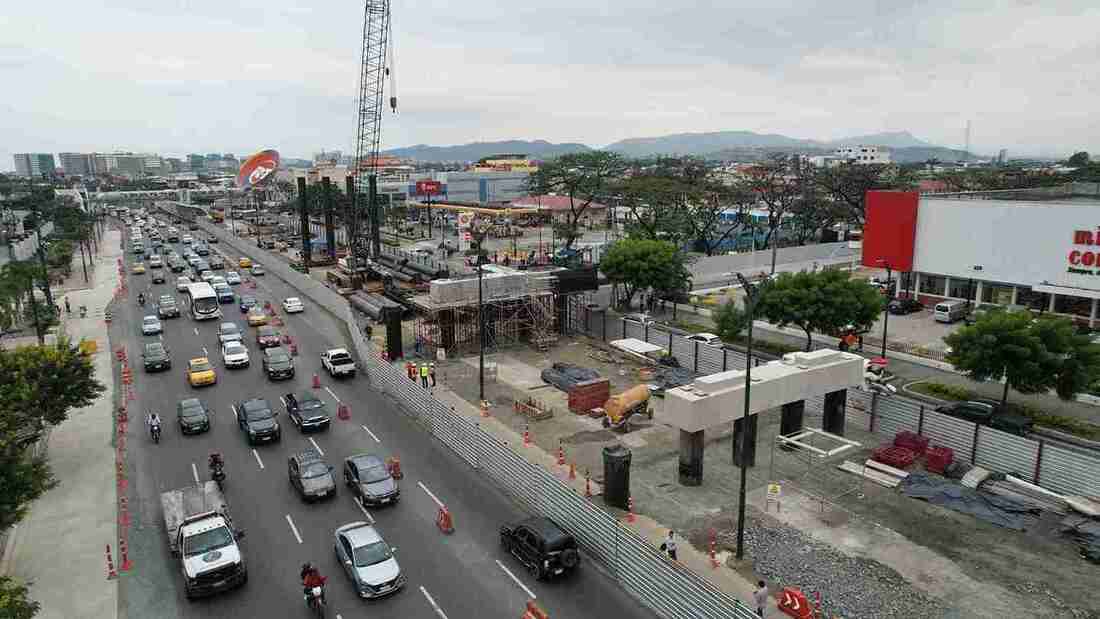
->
<box><xmin>419</xmin><ymin>363</ymin><xmax>429</xmax><ymax>388</ymax></box>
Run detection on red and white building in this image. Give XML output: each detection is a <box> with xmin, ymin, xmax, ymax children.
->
<box><xmin>863</xmin><ymin>191</ymin><xmax>1100</xmax><ymax>327</ymax></box>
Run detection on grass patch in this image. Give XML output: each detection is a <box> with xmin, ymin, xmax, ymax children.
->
<box><xmin>909</xmin><ymin>381</ymin><xmax>1100</xmax><ymax>441</ymax></box>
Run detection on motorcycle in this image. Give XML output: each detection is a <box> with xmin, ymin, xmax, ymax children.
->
<box><xmin>304</xmin><ymin>585</ymin><xmax>325</xmax><ymax>617</ymax></box>
<box><xmin>138</xmin><ymin>294</ymin><xmax>146</xmax><ymax>307</ymax></box>
<box><xmin>210</xmin><ymin>462</ymin><xmax>226</xmax><ymax>491</ymax></box>
<box><xmin>150</xmin><ymin>422</ymin><xmax>161</xmax><ymax>444</ymax></box>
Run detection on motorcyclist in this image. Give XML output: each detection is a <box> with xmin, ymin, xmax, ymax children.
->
<box><xmin>301</xmin><ymin>563</ymin><xmax>327</xmax><ymax>605</ymax></box>
<box><xmin>138</xmin><ymin>292</ymin><xmax>146</xmax><ymax>306</ymax></box>
<box><xmin>208</xmin><ymin>452</ymin><xmax>224</xmax><ymax>474</ymax></box>
<box><xmin>146</xmin><ymin>412</ymin><xmax>162</xmax><ymax>441</ymax></box>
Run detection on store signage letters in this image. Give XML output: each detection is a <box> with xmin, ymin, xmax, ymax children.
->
<box><xmin>1067</xmin><ymin>228</ymin><xmax>1100</xmax><ymax>275</ymax></box>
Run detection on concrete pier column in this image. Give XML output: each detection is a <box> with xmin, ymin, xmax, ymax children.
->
<box><xmin>780</xmin><ymin>400</ymin><xmax>805</xmax><ymax>437</ymax></box>
<box><xmin>823</xmin><ymin>389</ymin><xmax>847</xmax><ymax>436</ymax></box>
<box><xmin>732</xmin><ymin>414</ymin><xmax>758</xmax><ymax>468</ymax></box>
<box><xmin>678</xmin><ymin>429</ymin><xmax>704</xmax><ymax>486</ymax></box>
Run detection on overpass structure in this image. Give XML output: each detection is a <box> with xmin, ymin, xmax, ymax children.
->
<box><xmin>93</xmin><ymin>187</ymin><xmax>241</xmax><ymax>204</ymax></box>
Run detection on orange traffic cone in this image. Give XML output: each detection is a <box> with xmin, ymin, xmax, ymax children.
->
<box><xmin>557</xmin><ymin>440</ymin><xmax>565</xmax><ymax>465</ymax></box>
<box><xmin>709</xmin><ymin>531</ymin><xmax>720</xmax><ymax>569</ymax></box>
<box><xmin>105</xmin><ymin>545</ymin><xmax>118</xmax><ymax>580</ymax></box>
<box><xmin>584</xmin><ymin>469</ymin><xmax>592</xmax><ymax>498</ymax></box>
<box><xmin>523</xmin><ymin>424</ymin><xmax>531</xmax><ymax>447</ymax></box>
<box><xmin>312</xmin><ymin>373</ymin><xmax>320</xmax><ymax>388</ymax></box>
<box><xmin>568</xmin><ymin>462</ymin><xmax>576</xmax><ymax>480</ymax></box>
<box><xmin>625</xmin><ymin>497</ymin><xmax>636</xmax><ymax>523</ymax></box>
<box><xmin>436</xmin><ymin>506</ymin><xmax>455</xmax><ymax>534</ymax></box>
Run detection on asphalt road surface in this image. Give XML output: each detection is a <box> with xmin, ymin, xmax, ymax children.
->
<box><xmin>117</xmin><ymin>228</ymin><xmax>656</xmax><ymax>619</ymax></box>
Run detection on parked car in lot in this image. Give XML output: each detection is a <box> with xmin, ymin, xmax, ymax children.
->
<box><xmin>142</xmin><ymin>342</ymin><xmax>171</xmax><ymax>372</ymax></box>
<box><xmin>288</xmin><ymin>449</ymin><xmax>336</xmax><ymax>501</ymax></box>
<box><xmin>333</xmin><ymin>522</ymin><xmax>405</xmax><ymax>599</ymax></box>
<box><xmin>888</xmin><ymin>298</ymin><xmax>923</xmax><ymax>315</ymax></box>
<box><xmin>685</xmin><ymin>332</ymin><xmax>722</xmax><ymax>347</ymax></box>
<box><xmin>234</xmin><ymin>397</ymin><xmax>280</xmax><ymax>444</ymax></box>
<box><xmin>176</xmin><ymin>398</ymin><xmax>211</xmax><ymax>435</ymax></box>
<box><xmin>343</xmin><ymin>454</ymin><xmax>399</xmax><ymax>506</ymax></box>
<box><xmin>935</xmin><ymin>399</ymin><xmax>1033</xmax><ymax>436</ymax></box>
<box><xmin>284</xmin><ymin>391</ymin><xmax>332</xmax><ymax>432</ymax></box>
<box><xmin>500</xmin><ymin>517</ymin><xmax>581</xmax><ymax>580</ymax></box>
<box><xmin>623</xmin><ymin>312</ymin><xmax>654</xmax><ymax>326</ymax></box>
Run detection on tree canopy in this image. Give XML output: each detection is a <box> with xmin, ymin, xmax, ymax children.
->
<box><xmin>0</xmin><ymin>576</ymin><xmax>40</xmax><ymax>619</ymax></box>
<box><xmin>528</xmin><ymin>151</ymin><xmax>627</xmax><ymax>250</ymax></box>
<box><xmin>1067</xmin><ymin>151</ymin><xmax>1091</xmax><ymax>167</ymax></box>
<box><xmin>714</xmin><ymin>297</ymin><xmax>750</xmax><ymax>341</ymax></box>
<box><xmin>753</xmin><ymin>269</ymin><xmax>884</xmax><ymax>351</ymax></box>
<box><xmin>601</xmin><ymin>238</ymin><xmax>691</xmax><ymax>309</ymax></box>
<box><xmin>945</xmin><ymin>309</ymin><xmax>1100</xmax><ymax>406</ymax></box>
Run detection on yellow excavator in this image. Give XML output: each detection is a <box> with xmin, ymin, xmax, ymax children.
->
<box><xmin>601</xmin><ymin>385</ymin><xmax>652</xmax><ymax>432</ymax></box>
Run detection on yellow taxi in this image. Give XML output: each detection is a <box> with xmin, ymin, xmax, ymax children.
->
<box><xmin>238</xmin><ymin>256</ymin><xmax>253</xmax><ymax>269</ymax></box>
<box><xmin>187</xmin><ymin>357</ymin><xmax>217</xmax><ymax>387</ymax></box>
<box><xmin>131</xmin><ymin>262</ymin><xmax>146</xmax><ymax>274</ymax></box>
<box><xmin>246</xmin><ymin>306</ymin><xmax>268</xmax><ymax>326</ymax></box>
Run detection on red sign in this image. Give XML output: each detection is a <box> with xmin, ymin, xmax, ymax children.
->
<box><xmin>862</xmin><ymin>191</ymin><xmax>919</xmax><ymax>272</ymax></box>
<box><xmin>237</xmin><ymin>149</ymin><xmax>280</xmax><ymax>189</ymax></box>
<box><xmin>1068</xmin><ymin>228</ymin><xmax>1100</xmax><ymax>268</ymax></box>
<box><xmin>416</xmin><ymin>180</ymin><xmax>442</xmax><ymax>196</ymax></box>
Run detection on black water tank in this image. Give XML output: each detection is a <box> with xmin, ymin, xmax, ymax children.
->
<box><xmin>602</xmin><ymin>445</ymin><xmax>632</xmax><ymax>510</ymax></box>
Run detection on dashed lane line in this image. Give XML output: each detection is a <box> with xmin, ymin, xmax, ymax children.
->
<box><xmin>361</xmin><ymin>425</ymin><xmax>381</xmax><ymax>443</ymax></box>
<box><xmin>495</xmin><ymin>559</ymin><xmax>537</xmax><ymax>599</ymax></box>
<box><xmin>252</xmin><ymin>449</ymin><xmax>265</xmax><ymax>470</ymax></box>
<box><xmin>420</xmin><ymin>586</ymin><xmax>449</xmax><ymax>619</ymax></box>
<box><xmin>285</xmin><ymin>514</ymin><xmax>303</xmax><ymax>544</ymax></box>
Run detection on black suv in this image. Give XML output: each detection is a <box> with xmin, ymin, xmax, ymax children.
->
<box><xmin>936</xmin><ymin>399</ymin><xmax>1033</xmax><ymax>436</ymax></box>
<box><xmin>500</xmin><ymin>517</ymin><xmax>580</xmax><ymax>580</ymax></box>
<box><xmin>234</xmin><ymin>397</ymin><xmax>281</xmax><ymax>444</ymax></box>
<box><xmin>288</xmin><ymin>449</ymin><xmax>336</xmax><ymax>501</ymax></box>
<box><xmin>888</xmin><ymin>298</ymin><xmax>923</xmax><ymax>315</ymax></box>
<box><xmin>284</xmin><ymin>391</ymin><xmax>332</xmax><ymax>432</ymax></box>
<box><xmin>176</xmin><ymin>398</ymin><xmax>211</xmax><ymax>435</ymax></box>
<box><xmin>262</xmin><ymin>347</ymin><xmax>295</xmax><ymax>381</ymax></box>
<box><xmin>151</xmin><ymin>270</ymin><xmax>166</xmax><ymax>284</ymax></box>
<box><xmin>142</xmin><ymin>342</ymin><xmax>171</xmax><ymax>372</ymax></box>
<box><xmin>157</xmin><ymin>295</ymin><xmax>180</xmax><ymax>318</ymax></box>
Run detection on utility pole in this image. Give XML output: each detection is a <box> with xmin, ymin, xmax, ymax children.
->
<box><xmin>734</xmin><ymin>272</ymin><xmax>759</xmax><ymax>561</ymax></box>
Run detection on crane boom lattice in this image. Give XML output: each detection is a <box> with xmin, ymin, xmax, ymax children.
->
<box><xmin>351</xmin><ymin>0</ymin><xmax>392</xmax><ymax>266</ymax></box>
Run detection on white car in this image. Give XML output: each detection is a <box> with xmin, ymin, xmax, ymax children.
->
<box><xmin>251</xmin><ymin>264</ymin><xmax>265</xmax><ymax>276</ymax></box>
<box><xmin>141</xmin><ymin>315</ymin><xmax>163</xmax><ymax>335</ymax></box>
<box><xmin>686</xmin><ymin>332</ymin><xmax>723</xmax><ymax>347</ymax></box>
<box><xmin>176</xmin><ymin>275</ymin><xmax>192</xmax><ymax>291</ymax></box>
<box><xmin>200</xmin><ymin>270</ymin><xmax>215</xmax><ymax>283</ymax></box>
<box><xmin>221</xmin><ymin>341</ymin><xmax>250</xmax><ymax>368</ymax></box>
<box><xmin>210</xmin><ymin>276</ymin><xmax>228</xmax><ymax>287</ymax></box>
<box><xmin>181</xmin><ymin>235</ymin><xmax>193</xmax><ymax>244</ymax></box>
<box><xmin>282</xmin><ymin>297</ymin><xmax>304</xmax><ymax>313</ymax></box>
<box><xmin>225</xmin><ymin>271</ymin><xmax>242</xmax><ymax>285</ymax></box>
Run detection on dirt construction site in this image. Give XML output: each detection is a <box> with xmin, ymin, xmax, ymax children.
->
<box><xmin>403</xmin><ymin>328</ymin><xmax>1100</xmax><ymax>619</ymax></box>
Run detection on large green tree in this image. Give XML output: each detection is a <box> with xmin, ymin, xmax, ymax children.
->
<box><xmin>0</xmin><ymin>576</ymin><xmax>40</xmax><ymax>618</ymax></box>
<box><xmin>528</xmin><ymin>151</ymin><xmax>627</xmax><ymax>250</ymax></box>
<box><xmin>753</xmin><ymin>269</ymin><xmax>884</xmax><ymax>351</ymax></box>
<box><xmin>601</xmin><ymin>239</ymin><xmax>691</xmax><ymax>310</ymax></box>
<box><xmin>714</xmin><ymin>297</ymin><xmax>750</xmax><ymax>340</ymax></box>
<box><xmin>1067</xmin><ymin>151</ymin><xmax>1091</xmax><ymax>167</ymax></box>
<box><xmin>813</xmin><ymin>163</ymin><xmax>902</xmax><ymax>224</ymax></box>
<box><xmin>945</xmin><ymin>310</ymin><xmax>1100</xmax><ymax>407</ymax></box>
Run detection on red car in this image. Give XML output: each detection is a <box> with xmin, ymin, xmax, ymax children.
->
<box><xmin>256</xmin><ymin>325</ymin><xmax>282</xmax><ymax>349</ymax></box>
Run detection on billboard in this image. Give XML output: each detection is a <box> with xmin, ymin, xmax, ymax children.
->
<box><xmin>236</xmin><ymin>149</ymin><xmax>280</xmax><ymax>189</ymax></box>
<box><xmin>862</xmin><ymin>191</ymin><xmax>919</xmax><ymax>272</ymax></box>
<box><xmin>415</xmin><ymin>180</ymin><xmax>442</xmax><ymax>196</ymax></box>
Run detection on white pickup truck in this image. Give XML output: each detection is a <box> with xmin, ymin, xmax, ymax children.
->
<box><xmin>320</xmin><ymin>348</ymin><xmax>356</xmax><ymax>378</ymax></box>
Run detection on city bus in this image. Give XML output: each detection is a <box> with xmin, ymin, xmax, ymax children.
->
<box><xmin>186</xmin><ymin>282</ymin><xmax>221</xmax><ymax>321</ymax></box>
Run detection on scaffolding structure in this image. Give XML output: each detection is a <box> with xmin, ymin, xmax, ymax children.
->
<box><xmin>411</xmin><ymin>290</ymin><xmax>565</xmax><ymax>357</ymax></box>
<box><xmin>767</xmin><ymin>428</ymin><xmax>864</xmax><ymax>513</ymax></box>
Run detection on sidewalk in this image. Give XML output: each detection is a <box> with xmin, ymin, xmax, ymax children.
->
<box><xmin>0</xmin><ymin>229</ymin><xmax>121</xmax><ymax>619</ymax></box>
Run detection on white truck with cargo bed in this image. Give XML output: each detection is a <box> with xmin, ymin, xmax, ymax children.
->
<box><xmin>161</xmin><ymin>481</ymin><xmax>247</xmax><ymax>598</ymax></box>
<box><xmin>320</xmin><ymin>348</ymin><xmax>356</xmax><ymax>378</ymax></box>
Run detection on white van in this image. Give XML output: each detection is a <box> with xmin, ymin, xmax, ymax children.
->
<box><xmin>934</xmin><ymin>300</ymin><xmax>969</xmax><ymax>323</ymax></box>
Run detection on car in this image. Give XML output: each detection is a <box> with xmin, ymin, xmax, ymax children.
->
<box><xmin>888</xmin><ymin>298</ymin><xmax>923</xmax><ymax>315</ymax></box>
<box><xmin>142</xmin><ymin>342</ymin><xmax>171</xmax><ymax>372</ymax></box>
<box><xmin>157</xmin><ymin>295</ymin><xmax>180</xmax><ymax>318</ymax></box>
<box><xmin>343</xmin><ymin>454</ymin><xmax>399</xmax><ymax>506</ymax></box>
<box><xmin>221</xmin><ymin>341</ymin><xmax>250</xmax><ymax>368</ymax></box>
<box><xmin>187</xmin><ymin>256</ymin><xmax>202</xmax><ymax>268</ymax></box>
<box><xmin>250</xmin><ymin>264</ymin><xmax>265</xmax><ymax>276</ymax></box>
<box><xmin>148</xmin><ymin>255</ymin><xmax>163</xmax><ymax>269</ymax></box>
<box><xmin>168</xmin><ymin>257</ymin><xmax>186</xmax><ymax>273</ymax></box>
<box><xmin>936</xmin><ymin>400</ymin><xmax>1033</xmax><ymax>436</ymax></box>
<box><xmin>234</xmin><ymin>397</ymin><xmax>280</xmax><ymax>444</ymax></box>
<box><xmin>247</xmin><ymin>307</ymin><xmax>269</xmax><ymax>326</ymax></box>
<box><xmin>238</xmin><ymin>257</ymin><xmax>253</xmax><ymax>269</ymax></box>
<box><xmin>321</xmin><ymin>348</ymin><xmax>356</xmax><ymax>378</ymax></box>
<box><xmin>288</xmin><ymin>449</ymin><xmax>337</xmax><ymax>501</ymax></box>
<box><xmin>176</xmin><ymin>275</ymin><xmax>192</xmax><ymax>292</ymax></box>
<box><xmin>282</xmin><ymin>297</ymin><xmax>305</xmax><ymax>313</ymax></box>
<box><xmin>208</xmin><ymin>255</ymin><xmax>225</xmax><ymax>270</ymax></box>
<box><xmin>214</xmin><ymin>283</ymin><xmax>235</xmax><ymax>304</ymax></box>
<box><xmin>217</xmin><ymin>322</ymin><xmax>243</xmax><ymax>345</ymax></box>
<box><xmin>256</xmin><ymin>325</ymin><xmax>281</xmax><ymax>348</ymax></box>
<box><xmin>239</xmin><ymin>295</ymin><xmax>258</xmax><ymax>313</ymax></box>
<box><xmin>623</xmin><ymin>312</ymin><xmax>654</xmax><ymax>325</ymax></box>
<box><xmin>686</xmin><ymin>332</ymin><xmax>723</xmax><ymax>347</ymax></box>
<box><xmin>187</xmin><ymin>357</ymin><xmax>217</xmax><ymax>387</ymax></box>
<box><xmin>132</xmin><ymin>263</ymin><xmax>147</xmax><ymax>275</ymax></box>
<box><xmin>182</xmin><ymin>235</ymin><xmax>193</xmax><ymax>244</ymax></box>
<box><xmin>225</xmin><ymin>271</ymin><xmax>242</xmax><ymax>285</ymax></box>
<box><xmin>261</xmin><ymin>346</ymin><xmax>295</xmax><ymax>380</ymax></box>
<box><xmin>151</xmin><ymin>270</ymin><xmax>166</xmax><ymax>284</ymax></box>
<box><xmin>200</xmin><ymin>270</ymin><xmax>215</xmax><ymax>283</ymax></box>
<box><xmin>499</xmin><ymin>517</ymin><xmax>581</xmax><ymax>580</ymax></box>
<box><xmin>194</xmin><ymin>244</ymin><xmax>210</xmax><ymax>257</ymax></box>
<box><xmin>189</xmin><ymin>222</ymin><xmax>199</xmax><ymax>231</ymax></box>
<box><xmin>207</xmin><ymin>234</ymin><xmax>219</xmax><ymax>244</ymax></box>
<box><xmin>141</xmin><ymin>315</ymin><xmax>162</xmax><ymax>335</ymax></box>
<box><xmin>334</xmin><ymin>522</ymin><xmax>405</xmax><ymax>598</ymax></box>
<box><xmin>176</xmin><ymin>398</ymin><xmax>211</xmax><ymax>434</ymax></box>
<box><xmin>209</xmin><ymin>275</ymin><xmax>227</xmax><ymax>287</ymax></box>
<box><xmin>284</xmin><ymin>391</ymin><xmax>332</xmax><ymax>432</ymax></box>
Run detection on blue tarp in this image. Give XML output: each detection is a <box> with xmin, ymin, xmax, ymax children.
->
<box><xmin>901</xmin><ymin>473</ymin><xmax>1040</xmax><ymax>531</ymax></box>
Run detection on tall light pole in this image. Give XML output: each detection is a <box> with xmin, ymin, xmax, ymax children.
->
<box><xmin>733</xmin><ymin>272</ymin><xmax>759</xmax><ymax>561</ymax></box>
<box><xmin>471</xmin><ymin>217</ymin><xmax>491</xmax><ymax>401</ymax></box>
<box><xmin>877</xmin><ymin>259</ymin><xmax>891</xmax><ymax>359</ymax></box>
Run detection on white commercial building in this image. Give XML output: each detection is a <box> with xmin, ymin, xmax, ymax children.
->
<box><xmin>834</xmin><ymin>145</ymin><xmax>891</xmax><ymax>164</ymax></box>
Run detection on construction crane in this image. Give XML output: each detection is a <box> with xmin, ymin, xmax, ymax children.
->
<box><xmin>350</xmin><ymin>0</ymin><xmax>397</xmax><ymax>269</ymax></box>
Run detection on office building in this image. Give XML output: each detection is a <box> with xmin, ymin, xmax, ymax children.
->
<box><xmin>439</xmin><ymin>170</ymin><xmax>530</xmax><ymax>203</ymax></box>
<box><xmin>188</xmin><ymin>154</ymin><xmax>206</xmax><ymax>171</ymax></box>
<box><xmin>58</xmin><ymin>153</ymin><xmax>95</xmax><ymax>176</ymax></box>
<box><xmin>834</xmin><ymin>145</ymin><xmax>891</xmax><ymax>164</ymax></box>
<box><xmin>13</xmin><ymin>153</ymin><xmax>57</xmax><ymax>177</ymax></box>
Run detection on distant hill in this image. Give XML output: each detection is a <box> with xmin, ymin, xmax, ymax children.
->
<box><xmin>889</xmin><ymin>146</ymin><xmax>973</xmax><ymax>164</ymax></box>
<box><xmin>604</xmin><ymin>129</ymin><xmax>949</xmax><ymax>158</ymax></box>
<box><xmin>383</xmin><ymin>140</ymin><xmax>591</xmax><ymax>162</ymax></box>
<box><xmin>829</xmin><ymin>131</ymin><xmax>933</xmax><ymax>149</ymax></box>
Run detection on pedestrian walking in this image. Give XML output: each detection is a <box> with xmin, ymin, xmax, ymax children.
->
<box><xmin>429</xmin><ymin>363</ymin><xmax>436</xmax><ymax>387</ymax></box>
<box><xmin>660</xmin><ymin>530</ymin><xmax>678</xmax><ymax>561</ymax></box>
<box><xmin>65</xmin><ymin>298</ymin><xmax>71</xmax><ymax>314</ymax></box>
<box><xmin>419</xmin><ymin>363</ymin><xmax>429</xmax><ymax>388</ymax></box>
<box><xmin>753</xmin><ymin>580</ymin><xmax>768</xmax><ymax>617</ymax></box>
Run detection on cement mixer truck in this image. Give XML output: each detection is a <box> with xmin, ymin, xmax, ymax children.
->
<box><xmin>601</xmin><ymin>384</ymin><xmax>652</xmax><ymax>431</ymax></box>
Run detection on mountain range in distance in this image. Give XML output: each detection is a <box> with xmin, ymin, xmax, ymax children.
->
<box><xmin>383</xmin><ymin>131</ymin><xmax>972</xmax><ymax>164</ymax></box>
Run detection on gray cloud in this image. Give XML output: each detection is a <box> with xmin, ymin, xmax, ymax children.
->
<box><xmin>2</xmin><ymin>0</ymin><xmax>1098</xmax><ymax>168</ymax></box>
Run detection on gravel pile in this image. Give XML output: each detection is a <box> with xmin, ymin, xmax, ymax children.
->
<box><xmin>730</xmin><ymin>516</ymin><xmax>949</xmax><ymax>619</ymax></box>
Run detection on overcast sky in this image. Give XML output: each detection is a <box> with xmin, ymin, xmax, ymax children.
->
<box><xmin>2</xmin><ymin>0</ymin><xmax>1097</xmax><ymax>169</ymax></box>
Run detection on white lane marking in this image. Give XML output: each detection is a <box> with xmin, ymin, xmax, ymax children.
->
<box><xmin>356</xmin><ymin>497</ymin><xmax>375</xmax><ymax>524</ymax></box>
<box><xmin>159</xmin><ymin>333</ymin><xmax>163</xmax><ymax>341</ymax></box>
<box><xmin>279</xmin><ymin>395</ymin><xmax>287</xmax><ymax>407</ymax></box>
<box><xmin>420</xmin><ymin>586</ymin><xmax>448</xmax><ymax>619</ymax></box>
<box><xmin>324</xmin><ymin>387</ymin><xmax>341</xmax><ymax>403</ymax></box>
<box><xmin>202</xmin><ymin>346</ymin><xmax>208</xmax><ymax>356</ymax></box>
<box><xmin>308</xmin><ymin>437</ymin><xmax>324</xmax><ymax>456</ymax></box>
<box><xmin>285</xmin><ymin>514</ymin><xmax>303</xmax><ymax>544</ymax></box>
<box><xmin>252</xmin><ymin>449</ymin><xmax>265</xmax><ymax>470</ymax></box>
<box><xmin>229</xmin><ymin>405</ymin><xmax>237</xmax><ymax>419</ymax></box>
<box><xmin>495</xmin><ymin>559</ymin><xmax>537</xmax><ymax>599</ymax></box>
<box><xmin>417</xmin><ymin>481</ymin><xmax>445</xmax><ymax>510</ymax></box>
<box><xmin>361</xmin><ymin>425</ymin><xmax>381</xmax><ymax>443</ymax></box>
<box><xmin>191</xmin><ymin>463</ymin><xmax>200</xmax><ymax>484</ymax></box>
<box><xmin>193</xmin><ymin>327</ymin><xmax>199</xmax><ymax>335</ymax></box>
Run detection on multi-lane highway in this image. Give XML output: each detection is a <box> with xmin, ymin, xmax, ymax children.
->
<box><xmin>118</xmin><ymin>220</ymin><xmax>656</xmax><ymax>619</ymax></box>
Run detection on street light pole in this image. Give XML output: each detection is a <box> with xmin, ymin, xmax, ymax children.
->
<box><xmin>878</xmin><ymin>260</ymin><xmax>891</xmax><ymax>359</ymax></box>
<box><xmin>733</xmin><ymin>272</ymin><xmax>758</xmax><ymax>561</ymax></box>
<box><xmin>478</xmin><ymin>251</ymin><xmax>485</xmax><ymax>401</ymax></box>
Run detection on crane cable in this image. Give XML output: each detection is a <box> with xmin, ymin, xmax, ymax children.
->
<box><xmin>387</xmin><ymin>17</ymin><xmax>397</xmax><ymax>114</ymax></box>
